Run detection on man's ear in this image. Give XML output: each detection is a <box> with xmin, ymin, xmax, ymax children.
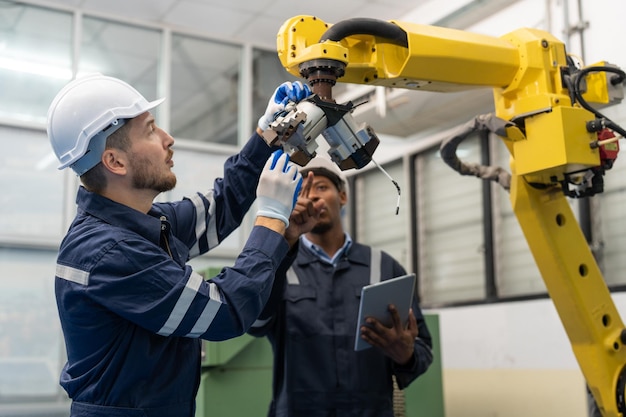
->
<box><xmin>101</xmin><ymin>148</ymin><xmax>128</xmax><ymax>175</ymax></box>
<box><xmin>339</xmin><ymin>189</ymin><xmax>348</xmax><ymax>207</ymax></box>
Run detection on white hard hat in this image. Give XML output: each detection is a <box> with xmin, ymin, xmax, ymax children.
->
<box><xmin>300</xmin><ymin>156</ymin><xmax>348</xmax><ymax>193</ymax></box>
<box><xmin>47</xmin><ymin>73</ymin><xmax>165</xmax><ymax>175</ymax></box>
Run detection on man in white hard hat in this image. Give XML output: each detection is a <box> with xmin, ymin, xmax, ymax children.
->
<box><xmin>47</xmin><ymin>74</ymin><xmax>320</xmax><ymax>417</ymax></box>
<box><xmin>249</xmin><ymin>156</ymin><xmax>433</xmax><ymax>417</ymax></box>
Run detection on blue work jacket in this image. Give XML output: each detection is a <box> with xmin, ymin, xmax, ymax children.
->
<box><xmin>55</xmin><ymin>134</ymin><xmax>288</xmax><ymax>417</ymax></box>
<box><xmin>249</xmin><ymin>240</ymin><xmax>434</xmax><ymax>417</ymax></box>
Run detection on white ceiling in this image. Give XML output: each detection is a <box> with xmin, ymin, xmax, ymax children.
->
<box><xmin>32</xmin><ymin>0</ymin><xmax>431</xmax><ymax>49</ymax></box>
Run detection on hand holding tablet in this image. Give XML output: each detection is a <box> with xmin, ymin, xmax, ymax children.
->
<box><xmin>354</xmin><ymin>273</ymin><xmax>416</xmax><ymax>351</ymax></box>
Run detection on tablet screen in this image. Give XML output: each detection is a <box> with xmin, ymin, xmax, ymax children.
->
<box><xmin>354</xmin><ymin>273</ymin><xmax>416</xmax><ymax>351</ymax></box>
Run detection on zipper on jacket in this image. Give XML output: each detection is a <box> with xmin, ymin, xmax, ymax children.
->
<box><xmin>160</xmin><ymin>216</ymin><xmax>173</xmax><ymax>258</ymax></box>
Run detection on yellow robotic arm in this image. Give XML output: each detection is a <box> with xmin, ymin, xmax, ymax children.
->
<box><xmin>271</xmin><ymin>15</ymin><xmax>626</xmax><ymax>417</ymax></box>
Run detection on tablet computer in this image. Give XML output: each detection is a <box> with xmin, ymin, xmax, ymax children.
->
<box><xmin>354</xmin><ymin>273</ymin><xmax>416</xmax><ymax>351</ymax></box>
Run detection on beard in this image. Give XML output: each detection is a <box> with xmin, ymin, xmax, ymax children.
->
<box><xmin>129</xmin><ymin>152</ymin><xmax>177</xmax><ymax>193</ymax></box>
<box><xmin>310</xmin><ymin>219</ymin><xmax>333</xmax><ymax>235</ymax></box>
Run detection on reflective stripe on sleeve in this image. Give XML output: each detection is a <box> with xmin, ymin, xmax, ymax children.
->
<box><xmin>186</xmin><ymin>282</ymin><xmax>223</xmax><ymax>337</ymax></box>
<box><xmin>189</xmin><ymin>192</ymin><xmax>219</xmax><ymax>257</ymax></box>
<box><xmin>157</xmin><ymin>271</ymin><xmax>204</xmax><ymax>336</ymax></box>
<box><xmin>56</xmin><ymin>264</ymin><xmax>90</xmax><ymax>286</ymax></box>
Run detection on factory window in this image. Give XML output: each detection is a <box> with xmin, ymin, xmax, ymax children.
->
<box><xmin>0</xmin><ymin>3</ymin><xmax>72</xmax><ymax>124</ymax></box>
<box><xmin>0</xmin><ymin>248</ymin><xmax>66</xmax><ymax>404</ymax></box>
<box><xmin>79</xmin><ymin>16</ymin><xmax>161</xmax><ymax>107</ymax></box>
<box><xmin>416</xmin><ymin>140</ymin><xmax>486</xmax><ymax>305</ymax></box>
<box><xmin>170</xmin><ymin>34</ymin><xmax>241</xmax><ymax>144</ymax></box>
<box><xmin>0</xmin><ymin>125</ymin><xmax>65</xmax><ymax>242</ymax></box>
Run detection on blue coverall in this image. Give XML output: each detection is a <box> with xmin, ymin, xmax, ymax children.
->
<box><xmin>249</xmin><ymin>237</ymin><xmax>434</xmax><ymax>417</ymax></box>
<box><xmin>55</xmin><ymin>134</ymin><xmax>286</xmax><ymax>417</ymax></box>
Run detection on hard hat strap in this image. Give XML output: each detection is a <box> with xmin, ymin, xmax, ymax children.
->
<box><xmin>70</xmin><ymin>119</ymin><xmax>127</xmax><ymax>176</ymax></box>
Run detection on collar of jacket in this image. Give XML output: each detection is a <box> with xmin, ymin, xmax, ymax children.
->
<box><xmin>75</xmin><ymin>186</ymin><xmax>165</xmax><ymax>246</ymax></box>
<box><xmin>296</xmin><ymin>237</ymin><xmax>371</xmax><ymax>269</ymax></box>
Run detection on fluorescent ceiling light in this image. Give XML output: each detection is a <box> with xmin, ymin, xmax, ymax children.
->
<box><xmin>0</xmin><ymin>56</ymin><xmax>72</xmax><ymax>80</ymax></box>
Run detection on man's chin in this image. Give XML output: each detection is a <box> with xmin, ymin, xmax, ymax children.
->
<box><xmin>311</xmin><ymin>222</ymin><xmax>332</xmax><ymax>234</ymax></box>
<box><xmin>156</xmin><ymin>176</ymin><xmax>177</xmax><ymax>193</ymax></box>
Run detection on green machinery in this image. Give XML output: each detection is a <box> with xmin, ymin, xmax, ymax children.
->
<box><xmin>195</xmin><ymin>314</ymin><xmax>444</xmax><ymax>417</ymax></box>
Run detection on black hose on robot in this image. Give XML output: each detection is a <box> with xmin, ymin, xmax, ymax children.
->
<box><xmin>439</xmin><ymin>114</ymin><xmax>512</xmax><ymax>192</ymax></box>
<box><xmin>319</xmin><ymin>18</ymin><xmax>409</xmax><ymax>47</ymax></box>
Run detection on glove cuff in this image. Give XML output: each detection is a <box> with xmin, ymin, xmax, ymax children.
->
<box><xmin>258</xmin><ymin>115</ymin><xmax>271</xmax><ymax>132</ymax></box>
<box><xmin>256</xmin><ymin>210</ymin><xmax>289</xmax><ymax>228</ymax></box>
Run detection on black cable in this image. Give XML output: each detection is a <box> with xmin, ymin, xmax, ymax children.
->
<box><xmin>319</xmin><ymin>18</ymin><xmax>408</xmax><ymax>48</ymax></box>
<box><xmin>562</xmin><ymin>55</ymin><xmax>579</xmax><ymax>106</ymax></box>
<box><xmin>572</xmin><ymin>65</ymin><xmax>626</xmax><ymax>137</ymax></box>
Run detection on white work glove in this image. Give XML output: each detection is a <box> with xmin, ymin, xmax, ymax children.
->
<box><xmin>256</xmin><ymin>150</ymin><xmax>303</xmax><ymax>228</ymax></box>
<box><xmin>258</xmin><ymin>81</ymin><xmax>312</xmax><ymax>131</ymax></box>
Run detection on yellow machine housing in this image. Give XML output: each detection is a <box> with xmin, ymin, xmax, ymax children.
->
<box><xmin>275</xmin><ymin>15</ymin><xmax>626</xmax><ymax>417</ymax></box>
